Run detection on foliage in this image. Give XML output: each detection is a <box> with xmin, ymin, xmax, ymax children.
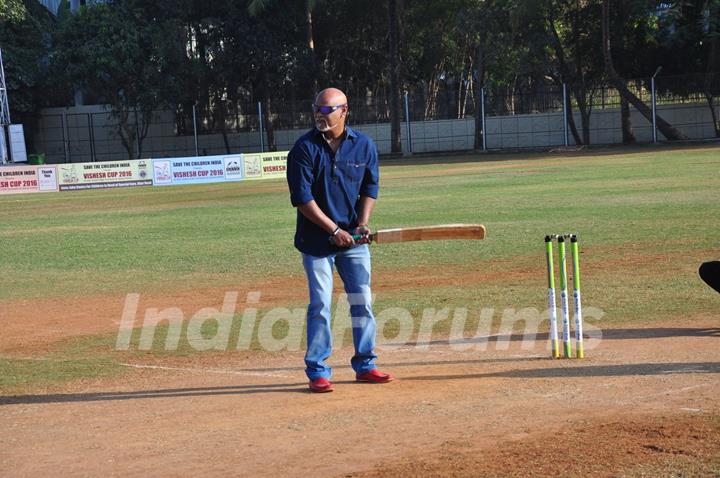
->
<box><xmin>3</xmin><ymin>0</ymin><xmax>718</xmax><ymax>148</ymax></box>
<box><xmin>312</xmin><ymin>0</ymin><xmax>390</xmax><ymax>98</ymax></box>
<box><xmin>54</xmin><ymin>0</ymin><xmax>184</xmax><ymax>158</ymax></box>
<box><xmin>0</xmin><ymin>0</ymin><xmax>60</xmax><ymax>117</ymax></box>
<box><xmin>0</xmin><ymin>0</ymin><xmax>25</xmax><ymax>23</ymax></box>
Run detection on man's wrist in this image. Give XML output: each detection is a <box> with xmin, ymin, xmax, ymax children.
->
<box><xmin>331</xmin><ymin>226</ymin><xmax>341</xmax><ymax>236</ymax></box>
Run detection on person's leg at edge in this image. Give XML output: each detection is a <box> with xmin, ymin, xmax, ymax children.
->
<box><xmin>335</xmin><ymin>244</ymin><xmax>379</xmax><ymax>374</ymax></box>
<box><xmin>302</xmin><ymin>253</ymin><xmax>335</xmax><ymax>381</ymax></box>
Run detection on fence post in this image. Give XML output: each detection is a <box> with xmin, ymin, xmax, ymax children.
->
<box><xmin>192</xmin><ymin>103</ymin><xmax>199</xmax><ymax>156</ymax></box>
<box><xmin>562</xmin><ymin>83</ymin><xmax>569</xmax><ymax>147</ymax></box>
<box><xmin>651</xmin><ymin>77</ymin><xmax>657</xmax><ymax>143</ymax></box>
<box><xmin>403</xmin><ymin>91</ymin><xmax>412</xmax><ymax>154</ymax></box>
<box><xmin>258</xmin><ymin>101</ymin><xmax>265</xmax><ymax>153</ymax></box>
<box><xmin>651</xmin><ymin>67</ymin><xmax>662</xmax><ymax>144</ymax></box>
<box><xmin>62</xmin><ymin>111</ymin><xmax>69</xmax><ymax>163</ymax></box>
<box><xmin>134</xmin><ymin>107</ymin><xmax>141</xmax><ymax>159</ymax></box>
<box><xmin>481</xmin><ymin>87</ymin><xmax>487</xmax><ymax>151</ymax></box>
<box><xmin>88</xmin><ymin>113</ymin><xmax>96</xmax><ymax>162</ymax></box>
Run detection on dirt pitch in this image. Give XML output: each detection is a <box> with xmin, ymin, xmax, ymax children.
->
<box><xmin>1</xmin><ymin>288</ymin><xmax>719</xmax><ymax>478</ymax></box>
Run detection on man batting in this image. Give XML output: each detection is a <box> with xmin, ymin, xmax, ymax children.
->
<box><xmin>286</xmin><ymin>87</ymin><xmax>394</xmax><ymax>393</ymax></box>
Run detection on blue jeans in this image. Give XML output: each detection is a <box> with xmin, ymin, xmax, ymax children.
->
<box><xmin>302</xmin><ymin>244</ymin><xmax>378</xmax><ymax>380</ymax></box>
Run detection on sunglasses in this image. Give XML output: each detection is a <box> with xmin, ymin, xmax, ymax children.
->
<box><xmin>312</xmin><ymin>104</ymin><xmax>346</xmax><ymax>115</ymax></box>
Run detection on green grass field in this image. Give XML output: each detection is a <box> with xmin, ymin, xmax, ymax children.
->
<box><xmin>1</xmin><ymin>145</ymin><xmax>719</xmax><ymax>391</ymax></box>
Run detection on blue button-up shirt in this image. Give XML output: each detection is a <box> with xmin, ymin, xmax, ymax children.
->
<box><xmin>287</xmin><ymin>126</ymin><xmax>379</xmax><ymax>256</ymax></box>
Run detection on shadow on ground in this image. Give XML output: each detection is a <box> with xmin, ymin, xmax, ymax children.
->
<box><xmin>389</xmin><ymin>327</ymin><xmax>720</xmax><ymax>347</ymax></box>
<box><xmin>2</xmin><ymin>361</ymin><xmax>717</xmax><ymax>406</ymax></box>
<box><xmin>404</xmin><ymin>361</ymin><xmax>720</xmax><ymax>382</ymax></box>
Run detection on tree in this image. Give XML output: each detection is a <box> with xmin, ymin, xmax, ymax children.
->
<box><xmin>546</xmin><ymin>0</ymin><xmax>604</xmax><ymax>145</ymax></box>
<box><xmin>311</xmin><ymin>1</ymin><xmax>390</xmax><ymax>120</ymax></box>
<box><xmin>0</xmin><ymin>0</ymin><xmax>60</xmax><ymax>117</ymax></box>
<box><xmin>239</xmin><ymin>1</ymin><xmax>310</xmax><ymax>150</ymax></box>
<box><xmin>248</xmin><ymin>0</ymin><xmax>321</xmax><ymax>87</ymax></box>
<box><xmin>602</xmin><ymin>0</ymin><xmax>687</xmax><ymax>140</ymax></box>
<box><xmin>655</xmin><ymin>0</ymin><xmax>720</xmax><ymax>137</ymax></box>
<box><xmin>703</xmin><ymin>0</ymin><xmax>720</xmax><ymax>136</ymax></box>
<box><xmin>55</xmin><ymin>1</ymin><xmax>184</xmax><ymax>159</ymax></box>
<box><xmin>0</xmin><ymin>0</ymin><xmax>62</xmax><ymax>155</ymax></box>
<box><xmin>454</xmin><ymin>0</ymin><xmax>514</xmax><ymax>149</ymax></box>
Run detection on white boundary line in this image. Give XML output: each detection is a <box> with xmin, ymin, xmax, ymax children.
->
<box><xmin>118</xmin><ymin>363</ymin><xmax>293</xmax><ymax>379</ymax></box>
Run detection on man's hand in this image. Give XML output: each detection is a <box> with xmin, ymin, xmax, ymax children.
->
<box><xmin>353</xmin><ymin>225</ymin><xmax>372</xmax><ymax>244</ymax></box>
<box><xmin>332</xmin><ymin>229</ymin><xmax>355</xmax><ymax>248</ymax></box>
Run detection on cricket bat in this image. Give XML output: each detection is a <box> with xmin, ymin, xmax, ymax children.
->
<box><xmin>348</xmin><ymin>224</ymin><xmax>486</xmax><ymax>244</ymax></box>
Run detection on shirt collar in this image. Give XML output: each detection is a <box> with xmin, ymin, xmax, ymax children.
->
<box><xmin>313</xmin><ymin>126</ymin><xmax>358</xmax><ymax>141</ymax></box>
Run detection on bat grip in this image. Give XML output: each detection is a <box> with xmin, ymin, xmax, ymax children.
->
<box><xmin>327</xmin><ymin>233</ymin><xmax>371</xmax><ymax>245</ymax></box>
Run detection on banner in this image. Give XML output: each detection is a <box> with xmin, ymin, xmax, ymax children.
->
<box><xmin>0</xmin><ymin>151</ymin><xmax>289</xmax><ymax>195</ymax></box>
<box><xmin>57</xmin><ymin>159</ymin><xmax>152</xmax><ymax>191</ymax></box>
<box><xmin>243</xmin><ymin>152</ymin><xmax>288</xmax><ymax>180</ymax></box>
<box><xmin>0</xmin><ymin>165</ymin><xmax>58</xmax><ymax>194</ymax></box>
<box><xmin>37</xmin><ymin>166</ymin><xmax>59</xmax><ymax>192</ymax></box>
<box><xmin>152</xmin><ymin>155</ymin><xmax>246</xmax><ymax>186</ymax></box>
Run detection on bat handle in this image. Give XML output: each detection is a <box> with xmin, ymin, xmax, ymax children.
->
<box><xmin>327</xmin><ymin>233</ymin><xmax>372</xmax><ymax>245</ymax></box>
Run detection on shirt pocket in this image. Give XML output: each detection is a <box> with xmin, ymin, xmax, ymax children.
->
<box><xmin>345</xmin><ymin>161</ymin><xmax>367</xmax><ymax>184</ymax></box>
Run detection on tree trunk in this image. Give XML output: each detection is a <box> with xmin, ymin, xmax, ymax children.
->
<box><xmin>547</xmin><ymin>13</ymin><xmax>587</xmax><ymax>145</ymax></box>
<box><xmin>579</xmin><ymin>100</ymin><xmax>591</xmax><ymax>145</ymax></box>
<box><xmin>263</xmin><ymin>98</ymin><xmax>276</xmax><ymax>152</ymax></box>
<box><xmin>388</xmin><ymin>0</ymin><xmax>402</xmax><ymax>153</ymax></box>
<box><xmin>221</xmin><ymin>131</ymin><xmax>231</xmax><ymax>154</ymax></box>
<box><xmin>567</xmin><ymin>84</ymin><xmax>590</xmax><ymax>145</ymax></box>
<box><xmin>706</xmin><ymin>93</ymin><xmax>719</xmax><ymax>137</ymax></box>
<box><xmin>601</xmin><ymin>0</ymin><xmax>687</xmax><ymax>140</ymax></box>
<box><xmin>564</xmin><ymin>93</ymin><xmax>582</xmax><ymax>146</ymax></box>
<box><xmin>621</xmin><ymin>94</ymin><xmax>635</xmax><ymax>143</ymax></box>
<box><xmin>114</xmin><ymin>106</ymin><xmax>136</xmax><ymax>160</ymax></box>
<box><xmin>137</xmin><ymin>109</ymin><xmax>151</xmax><ymax>159</ymax></box>
<box><xmin>425</xmin><ymin>61</ymin><xmax>444</xmax><ymax>120</ymax></box>
<box><xmin>306</xmin><ymin>0</ymin><xmax>319</xmax><ymax>91</ymax></box>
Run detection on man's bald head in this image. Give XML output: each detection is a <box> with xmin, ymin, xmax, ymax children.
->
<box><xmin>314</xmin><ymin>87</ymin><xmax>348</xmax><ymax>137</ymax></box>
<box><xmin>315</xmin><ymin>88</ymin><xmax>348</xmax><ymax>107</ymax></box>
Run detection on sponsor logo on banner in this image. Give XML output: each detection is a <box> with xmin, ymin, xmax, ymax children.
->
<box><xmin>244</xmin><ymin>154</ymin><xmax>262</xmax><ymax>179</ymax></box>
<box><xmin>153</xmin><ymin>160</ymin><xmax>173</xmax><ymax>185</ymax></box>
<box><xmin>224</xmin><ymin>155</ymin><xmax>244</xmax><ymax>180</ymax></box>
<box><xmin>138</xmin><ymin>160</ymin><xmax>150</xmax><ymax>180</ymax></box>
<box><xmin>59</xmin><ymin>165</ymin><xmax>80</xmax><ymax>184</ymax></box>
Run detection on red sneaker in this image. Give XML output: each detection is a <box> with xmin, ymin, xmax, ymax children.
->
<box><xmin>309</xmin><ymin>377</ymin><xmax>333</xmax><ymax>393</ymax></box>
<box><xmin>355</xmin><ymin>369</ymin><xmax>395</xmax><ymax>383</ymax></box>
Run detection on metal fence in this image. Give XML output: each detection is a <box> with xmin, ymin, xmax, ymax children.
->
<box><xmin>20</xmin><ymin>74</ymin><xmax>720</xmax><ymax>163</ymax></box>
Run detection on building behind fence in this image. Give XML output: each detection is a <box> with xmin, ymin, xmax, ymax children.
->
<box><xmin>21</xmin><ymin>74</ymin><xmax>720</xmax><ymax>163</ymax></box>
